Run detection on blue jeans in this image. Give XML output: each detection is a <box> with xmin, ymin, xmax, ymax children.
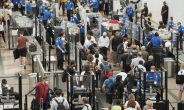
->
<box><xmin>114</xmin><ymin>52</ymin><xmax>118</xmax><ymax>64</ymax></box>
<box><xmin>95</xmin><ymin>70</ymin><xmax>101</xmax><ymax>88</ymax></box>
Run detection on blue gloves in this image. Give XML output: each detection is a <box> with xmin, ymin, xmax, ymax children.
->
<box><xmin>64</xmin><ymin>49</ymin><xmax>67</xmax><ymax>53</ymax></box>
<box><xmin>61</xmin><ymin>50</ymin><xmax>65</xmax><ymax>53</ymax></box>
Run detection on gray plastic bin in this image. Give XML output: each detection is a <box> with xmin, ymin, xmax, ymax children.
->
<box><xmin>164</xmin><ymin>58</ymin><xmax>174</xmax><ymax>77</ymax></box>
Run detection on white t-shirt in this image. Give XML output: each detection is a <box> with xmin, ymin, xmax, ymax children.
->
<box><xmin>126</xmin><ymin>107</ymin><xmax>136</xmax><ymax>110</ymax></box>
<box><xmin>93</xmin><ymin>54</ymin><xmax>103</xmax><ymax>61</ymax></box>
<box><xmin>0</xmin><ymin>23</ymin><xmax>4</xmax><ymax>31</ymax></box>
<box><xmin>137</xmin><ymin>65</ymin><xmax>146</xmax><ymax>72</ymax></box>
<box><xmin>80</xmin><ymin>71</ymin><xmax>96</xmax><ymax>81</ymax></box>
<box><xmin>165</xmin><ymin>41</ymin><xmax>171</xmax><ymax>48</ymax></box>
<box><xmin>125</xmin><ymin>101</ymin><xmax>140</xmax><ymax>110</ymax></box>
<box><xmin>82</xmin><ymin>104</ymin><xmax>92</xmax><ymax>110</ymax></box>
<box><xmin>93</xmin><ymin>58</ymin><xmax>102</xmax><ymax>66</ymax></box>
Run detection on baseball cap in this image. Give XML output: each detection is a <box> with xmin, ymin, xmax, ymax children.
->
<box><xmin>139</xmin><ymin>60</ymin><xmax>143</xmax><ymax>65</ymax></box>
<box><xmin>108</xmin><ymin>71</ymin><xmax>113</xmax><ymax>76</ymax></box>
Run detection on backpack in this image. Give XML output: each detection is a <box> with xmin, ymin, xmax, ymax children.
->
<box><xmin>83</xmin><ymin>105</ymin><xmax>89</xmax><ymax>110</ymax></box>
<box><xmin>80</xmin><ymin>49</ymin><xmax>87</xmax><ymax>60</ymax></box>
<box><xmin>125</xmin><ymin>54</ymin><xmax>131</xmax><ymax>66</ymax></box>
<box><xmin>117</xmin><ymin>43</ymin><xmax>124</xmax><ymax>54</ymax></box>
<box><xmin>111</xmin><ymin>82</ymin><xmax>121</xmax><ymax>99</ymax></box>
<box><xmin>130</xmin><ymin>51</ymin><xmax>137</xmax><ymax>58</ymax></box>
<box><xmin>89</xmin><ymin>45</ymin><xmax>96</xmax><ymax>55</ymax></box>
<box><xmin>83</xmin><ymin>71</ymin><xmax>91</xmax><ymax>85</ymax></box>
<box><xmin>54</xmin><ymin>98</ymin><xmax>66</xmax><ymax>110</ymax></box>
<box><xmin>62</xmin><ymin>68</ymin><xmax>68</xmax><ymax>82</ymax></box>
<box><xmin>101</xmin><ymin>63</ymin><xmax>111</xmax><ymax>78</ymax></box>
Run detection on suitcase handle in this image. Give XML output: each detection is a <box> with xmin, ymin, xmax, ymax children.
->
<box><xmin>40</xmin><ymin>98</ymin><xmax>43</xmax><ymax>110</ymax></box>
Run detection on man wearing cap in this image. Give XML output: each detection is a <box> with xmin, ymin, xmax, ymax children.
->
<box><xmin>161</xmin><ymin>1</ymin><xmax>169</xmax><ymax>26</ymax></box>
<box><xmin>43</xmin><ymin>7</ymin><xmax>53</xmax><ymax>26</ymax></box>
<box><xmin>141</xmin><ymin>2</ymin><xmax>148</xmax><ymax>17</ymax></box>
<box><xmin>98</xmin><ymin>32</ymin><xmax>109</xmax><ymax>56</ymax></box>
<box><xmin>102</xmin><ymin>72</ymin><xmax>116</xmax><ymax>110</ymax></box>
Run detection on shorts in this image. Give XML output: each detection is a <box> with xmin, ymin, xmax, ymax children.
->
<box><xmin>3</xmin><ymin>20</ymin><xmax>10</xmax><ymax>26</ymax></box>
<box><xmin>178</xmin><ymin>84</ymin><xmax>184</xmax><ymax>91</ymax></box>
<box><xmin>18</xmin><ymin>48</ymin><xmax>27</xmax><ymax>57</ymax></box>
<box><xmin>99</xmin><ymin>8</ymin><xmax>104</xmax><ymax>11</ymax></box>
<box><xmin>106</xmin><ymin>94</ymin><xmax>112</xmax><ymax>104</ymax></box>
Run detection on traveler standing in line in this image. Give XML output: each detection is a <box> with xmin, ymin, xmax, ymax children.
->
<box><xmin>51</xmin><ymin>89</ymin><xmax>69</xmax><ymax>110</ymax></box>
<box><xmin>98</xmin><ymin>32</ymin><xmax>109</xmax><ymax>57</ymax></box>
<box><xmin>141</xmin><ymin>2</ymin><xmax>148</xmax><ymax>17</ymax></box>
<box><xmin>81</xmin><ymin>97</ymin><xmax>92</xmax><ymax>110</ymax></box>
<box><xmin>92</xmin><ymin>23</ymin><xmax>100</xmax><ymax>42</ymax></box>
<box><xmin>33</xmin><ymin>76</ymin><xmax>49</xmax><ymax>110</ymax></box>
<box><xmin>16</xmin><ymin>31</ymin><xmax>34</xmax><ymax>69</ymax></box>
<box><xmin>178</xmin><ymin>62</ymin><xmax>184</xmax><ymax>101</ymax></box>
<box><xmin>0</xmin><ymin>17</ymin><xmax>6</xmax><ymax>46</ymax></box>
<box><xmin>55</xmin><ymin>32</ymin><xmax>66</xmax><ymax>70</ymax></box>
<box><xmin>161</xmin><ymin>1</ymin><xmax>169</xmax><ymax>26</ymax></box>
<box><xmin>59</xmin><ymin>0</ymin><xmax>67</xmax><ymax>15</ymax></box>
<box><xmin>65</xmin><ymin>0</ymin><xmax>74</xmax><ymax>21</ymax></box>
<box><xmin>102</xmin><ymin>72</ymin><xmax>115</xmax><ymax>110</ymax></box>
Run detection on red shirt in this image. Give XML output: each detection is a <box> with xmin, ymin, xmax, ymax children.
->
<box><xmin>35</xmin><ymin>82</ymin><xmax>49</xmax><ymax>103</ymax></box>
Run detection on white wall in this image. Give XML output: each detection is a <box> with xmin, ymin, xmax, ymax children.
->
<box><xmin>141</xmin><ymin>0</ymin><xmax>184</xmax><ymax>24</ymax></box>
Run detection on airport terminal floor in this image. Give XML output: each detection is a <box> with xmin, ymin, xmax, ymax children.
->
<box><xmin>0</xmin><ymin>0</ymin><xmax>184</xmax><ymax>110</ymax></box>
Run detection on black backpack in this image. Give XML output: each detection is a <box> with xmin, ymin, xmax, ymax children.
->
<box><xmin>54</xmin><ymin>98</ymin><xmax>66</xmax><ymax>110</ymax></box>
<box><xmin>111</xmin><ymin>82</ymin><xmax>121</xmax><ymax>99</ymax></box>
<box><xmin>62</xmin><ymin>68</ymin><xmax>68</xmax><ymax>82</ymax></box>
<box><xmin>125</xmin><ymin>54</ymin><xmax>131</xmax><ymax>66</ymax></box>
<box><xmin>117</xmin><ymin>43</ymin><xmax>124</xmax><ymax>54</ymax></box>
<box><xmin>80</xmin><ymin>49</ymin><xmax>87</xmax><ymax>60</ymax></box>
<box><xmin>130</xmin><ymin>51</ymin><xmax>138</xmax><ymax>58</ymax></box>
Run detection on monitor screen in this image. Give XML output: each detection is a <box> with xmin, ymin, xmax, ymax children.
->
<box><xmin>2</xmin><ymin>87</ymin><xmax>9</xmax><ymax>95</ymax></box>
<box><xmin>146</xmin><ymin>80</ymin><xmax>155</xmax><ymax>88</ymax></box>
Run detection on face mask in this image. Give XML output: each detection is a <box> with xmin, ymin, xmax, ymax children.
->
<box><xmin>150</xmin><ymin>69</ymin><xmax>154</xmax><ymax>72</ymax></box>
<box><xmin>3</xmin><ymin>84</ymin><xmax>6</xmax><ymax>87</ymax></box>
<box><xmin>45</xmin><ymin>81</ymin><xmax>49</xmax><ymax>84</ymax></box>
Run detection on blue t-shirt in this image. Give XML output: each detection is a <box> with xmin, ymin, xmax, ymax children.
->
<box><xmin>146</xmin><ymin>72</ymin><xmax>161</xmax><ymax>87</ymax></box>
<box><xmin>168</xmin><ymin>21</ymin><xmax>174</xmax><ymax>30</ymax></box>
<box><xmin>103</xmin><ymin>78</ymin><xmax>116</xmax><ymax>94</ymax></box>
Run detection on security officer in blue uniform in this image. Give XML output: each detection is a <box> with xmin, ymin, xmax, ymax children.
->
<box><xmin>55</xmin><ymin>32</ymin><xmax>66</xmax><ymax>70</ymax></box>
<box><xmin>78</xmin><ymin>21</ymin><xmax>85</xmax><ymax>45</ymax></box>
<box><xmin>177</xmin><ymin>22</ymin><xmax>184</xmax><ymax>36</ymax></box>
<box><xmin>90</xmin><ymin>0</ymin><xmax>99</xmax><ymax>12</ymax></box>
<box><xmin>26</xmin><ymin>1</ymin><xmax>32</xmax><ymax>14</ymax></box>
<box><xmin>144</xmin><ymin>28</ymin><xmax>153</xmax><ymax>46</ymax></box>
<box><xmin>11</xmin><ymin>0</ymin><xmax>19</xmax><ymax>11</ymax></box>
<box><xmin>70</xmin><ymin>12</ymin><xmax>79</xmax><ymax>24</ymax></box>
<box><xmin>151</xmin><ymin>32</ymin><xmax>162</xmax><ymax>47</ymax></box>
<box><xmin>38</xmin><ymin>1</ymin><xmax>45</xmax><ymax>16</ymax></box>
<box><xmin>65</xmin><ymin>0</ymin><xmax>74</xmax><ymax>21</ymax></box>
<box><xmin>43</xmin><ymin>7</ymin><xmax>53</xmax><ymax>26</ymax></box>
<box><xmin>19</xmin><ymin>0</ymin><xmax>25</xmax><ymax>15</ymax></box>
<box><xmin>146</xmin><ymin>65</ymin><xmax>161</xmax><ymax>101</ymax></box>
<box><xmin>126</xmin><ymin>4</ymin><xmax>134</xmax><ymax>22</ymax></box>
<box><xmin>168</xmin><ymin>17</ymin><xmax>174</xmax><ymax>31</ymax></box>
<box><xmin>120</xmin><ymin>23</ymin><xmax>127</xmax><ymax>37</ymax></box>
<box><xmin>45</xmin><ymin>20</ymin><xmax>54</xmax><ymax>45</ymax></box>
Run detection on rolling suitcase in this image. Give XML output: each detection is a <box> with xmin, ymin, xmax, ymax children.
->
<box><xmin>178</xmin><ymin>101</ymin><xmax>184</xmax><ymax>110</ymax></box>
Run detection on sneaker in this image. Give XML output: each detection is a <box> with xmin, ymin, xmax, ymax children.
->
<box><xmin>24</xmin><ymin>65</ymin><xmax>26</xmax><ymax>69</ymax></box>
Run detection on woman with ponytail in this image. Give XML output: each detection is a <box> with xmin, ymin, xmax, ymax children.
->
<box><xmin>93</xmin><ymin>53</ymin><xmax>102</xmax><ymax>88</ymax></box>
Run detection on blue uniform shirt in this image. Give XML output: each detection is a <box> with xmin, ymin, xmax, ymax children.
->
<box><xmin>146</xmin><ymin>72</ymin><xmax>161</xmax><ymax>87</ymax></box>
<box><xmin>19</xmin><ymin>0</ymin><xmax>25</xmax><ymax>6</ymax></box>
<box><xmin>11</xmin><ymin>0</ymin><xmax>19</xmax><ymax>5</ymax></box>
<box><xmin>43</xmin><ymin>11</ymin><xmax>53</xmax><ymax>20</ymax></box>
<box><xmin>151</xmin><ymin>36</ymin><xmax>162</xmax><ymax>47</ymax></box>
<box><xmin>79</xmin><ymin>25</ymin><xmax>85</xmax><ymax>34</ymax></box>
<box><xmin>55</xmin><ymin>37</ymin><xmax>64</xmax><ymax>49</ymax></box>
<box><xmin>122</xmin><ymin>15</ymin><xmax>129</xmax><ymax>23</ymax></box>
<box><xmin>103</xmin><ymin>78</ymin><xmax>116</xmax><ymax>94</ymax></box>
<box><xmin>178</xmin><ymin>25</ymin><xmax>184</xmax><ymax>34</ymax></box>
<box><xmin>91</xmin><ymin>0</ymin><xmax>99</xmax><ymax>9</ymax></box>
<box><xmin>70</xmin><ymin>16</ymin><xmax>79</xmax><ymax>24</ymax></box>
<box><xmin>168</xmin><ymin>21</ymin><xmax>174</xmax><ymax>30</ymax></box>
<box><xmin>26</xmin><ymin>3</ymin><xmax>32</xmax><ymax>13</ymax></box>
<box><xmin>65</xmin><ymin>1</ymin><xmax>74</xmax><ymax>11</ymax></box>
<box><xmin>126</xmin><ymin>7</ymin><xmax>134</xmax><ymax>17</ymax></box>
<box><xmin>120</xmin><ymin>26</ymin><xmax>127</xmax><ymax>36</ymax></box>
<box><xmin>144</xmin><ymin>33</ymin><xmax>153</xmax><ymax>46</ymax></box>
<box><xmin>39</xmin><ymin>5</ymin><xmax>45</xmax><ymax>14</ymax></box>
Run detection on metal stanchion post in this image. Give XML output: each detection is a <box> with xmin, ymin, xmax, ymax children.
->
<box><xmin>19</xmin><ymin>73</ymin><xmax>22</xmax><ymax>110</ymax></box>
<box><xmin>75</xmin><ymin>36</ymin><xmax>77</xmax><ymax>70</ymax></box>
<box><xmin>48</xmin><ymin>45</ymin><xmax>51</xmax><ymax>71</ymax></box>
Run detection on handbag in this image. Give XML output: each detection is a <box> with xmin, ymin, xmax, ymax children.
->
<box><xmin>29</xmin><ymin>44</ymin><xmax>37</xmax><ymax>52</ymax></box>
<box><xmin>176</xmin><ymin>75</ymin><xmax>184</xmax><ymax>84</ymax></box>
<box><xmin>30</xmin><ymin>99</ymin><xmax>40</xmax><ymax>110</ymax></box>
